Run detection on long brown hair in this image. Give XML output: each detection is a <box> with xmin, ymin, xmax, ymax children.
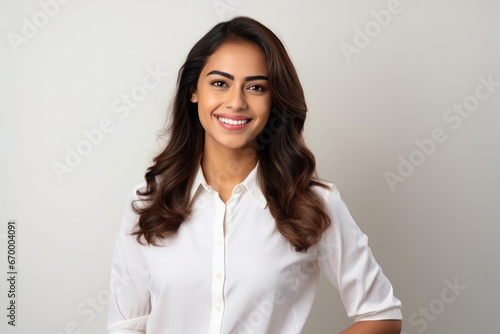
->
<box><xmin>131</xmin><ymin>16</ymin><xmax>331</xmax><ymax>252</ymax></box>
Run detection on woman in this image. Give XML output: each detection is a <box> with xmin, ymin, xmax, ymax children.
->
<box><xmin>107</xmin><ymin>16</ymin><xmax>402</xmax><ymax>334</ymax></box>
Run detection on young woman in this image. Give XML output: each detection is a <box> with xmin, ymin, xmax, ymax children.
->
<box><xmin>107</xmin><ymin>17</ymin><xmax>402</xmax><ymax>334</ymax></box>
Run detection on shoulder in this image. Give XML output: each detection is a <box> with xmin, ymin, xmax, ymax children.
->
<box><xmin>310</xmin><ymin>179</ymin><xmax>355</xmax><ymax>235</ymax></box>
<box><xmin>126</xmin><ymin>181</ymin><xmax>148</xmax><ymax>207</ymax></box>
<box><xmin>310</xmin><ymin>179</ymin><xmax>359</xmax><ymax>236</ymax></box>
<box><xmin>311</xmin><ymin>179</ymin><xmax>343</xmax><ymax>207</ymax></box>
<box><xmin>130</xmin><ymin>181</ymin><xmax>148</xmax><ymax>198</ymax></box>
<box><xmin>120</xmin><ymin>181</ymin><xmax>148</xmax><ymax>233</ymax></box>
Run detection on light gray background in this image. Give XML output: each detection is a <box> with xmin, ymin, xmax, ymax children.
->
<box><xmin>1</xmin><ymin>0</ymin><xmax>499</xmax><ymax>333</ymax></box>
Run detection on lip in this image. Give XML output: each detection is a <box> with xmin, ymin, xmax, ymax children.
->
<box><xmin>214</xmin><ymin>114</ymin><xmax>252</xmax><ymax>130</ymax></box>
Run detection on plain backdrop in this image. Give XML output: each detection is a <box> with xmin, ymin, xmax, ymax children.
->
<box><xmin>1</xmin><ymin>0</ymin><xmax>499</xmax><ymax>333</ymax></box>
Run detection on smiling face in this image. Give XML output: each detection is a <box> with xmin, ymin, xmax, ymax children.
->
<box><xmin>191</xmin><ymin>40</ymin><xmax>272</xmax><ymax>153</ymax></box>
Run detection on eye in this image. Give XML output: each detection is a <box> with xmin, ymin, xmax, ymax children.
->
<box><xmin>211</xmin><ymin>80</ymin><xmax>228</xmax><ymax>88</ymax></box>
<box><xmin>248</xmin><ymin>84</ymin><xmax>266</xmax><ymax>92</ymax></box>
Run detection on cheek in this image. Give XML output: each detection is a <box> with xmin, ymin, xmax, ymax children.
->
<box><xmin>256</xmin><ymin>100</ymin><xmax>272</xmax><ymax>127</ymax></box>
<box><xmin>198</xmin><ymin>90</ymin><xmax>221</xmax><ymax>111</ymax></box>
<box><xmin>258</xmin><ymin>113</ymin><xmax>270</xmax><ymax>129</ymax></box>
<box><xmin>197</xmin><ymin>97</ymin><xmax>215</xmax><ymax>123</ymax></box>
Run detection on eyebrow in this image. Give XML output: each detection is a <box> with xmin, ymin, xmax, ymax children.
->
<box><xmin>206</xmin><ymin>70</ymin><xmax>268</xmax><ymax>82</ymax></box>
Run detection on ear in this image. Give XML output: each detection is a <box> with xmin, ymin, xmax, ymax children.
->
<box><xmin>190</xmin><ymin>90</ymin><xmax>198</xmax><ymax>103</ymax></box>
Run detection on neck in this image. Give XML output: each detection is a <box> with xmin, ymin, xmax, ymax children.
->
<box><xmin>201</xmin><ymin>136</ymin><xmax>258</xmax><ymax>194</ymax></box>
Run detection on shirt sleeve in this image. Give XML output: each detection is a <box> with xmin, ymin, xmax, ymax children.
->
<box><xmin>107</xmin><ymin>184</ymin><xmax>151</xmax><ymax>334</ymax></box>
<box><xmin>315</xmin><ymin>183</ymin><xmax>402</xmax><ymax>322</ymax></box>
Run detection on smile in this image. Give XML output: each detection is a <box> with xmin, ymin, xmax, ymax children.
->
<box><xmin>216</xmin><ymin>116</ymin><xmax>250</xmax><ymax>125</ymax></box>
<box><xmin>214</xmin><ymin>115</ymin><xmax>252</xmax><ymax>130</ymax></box>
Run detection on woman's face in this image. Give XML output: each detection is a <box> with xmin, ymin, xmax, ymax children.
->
<box><xmin>191</xmin><ymin>41</ymin><xmax>272</xmax><ymax>152</ymax></box>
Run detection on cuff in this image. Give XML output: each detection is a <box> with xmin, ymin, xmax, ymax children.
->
<box><xmin>107</xmin><ymin>315</ymin><xmax>149</xmax><ymax>334</ymax></box>
<box><xmin>354</xmin><ymin>307</ymin><xmax>403</xmax><ymax>322</ymax></box>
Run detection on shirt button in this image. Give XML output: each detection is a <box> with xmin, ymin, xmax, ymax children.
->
<box><xmin>234</xmin><ymin>185</ymin><xmax>242</xmax><ymax>193</ymax></box>
<box><xmin>217</xmin><ymin>240</ymin><xmax>222</xmax><ymax>246</ymax></box>
<box><xmin>216</xmin><ymin>305</ymin><xmax>222</xmax><ymax>312</ymax></box>
<box><xmin>216</xmin><ymin>272</ymin><xmax>222</xmax><ymax>279</ymax></box>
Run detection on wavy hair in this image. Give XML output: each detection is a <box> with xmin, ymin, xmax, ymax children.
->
<box><xmin>131</xmin><ymin>16</ymin><xmax>331</xmax><ymax>252</ymax></box>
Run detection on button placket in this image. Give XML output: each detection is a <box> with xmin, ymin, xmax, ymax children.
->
<box><xmin>208</xmin><ymin>196</ymin><xmax>227</xmax><ymax>333</ymax></box>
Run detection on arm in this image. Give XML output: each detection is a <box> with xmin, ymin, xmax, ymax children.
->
<box><xmin>340</xmin><ymin>320</ymin><xmax>402</xmax><ymax>334</ymax></box>
<box><xmin>316</xmin><ymin>184</ymin><xmax>403</xmax><ymax>330</ymax></box>
<box><xmin>107</xmin><ymin>185</ymin><xmax>151</xmax><ymax>334</ymax></box>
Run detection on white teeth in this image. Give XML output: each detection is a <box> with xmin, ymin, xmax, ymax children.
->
<box><xmin>216</xmin><ymin>116</ymin><xmax>250</xmax><ymax>125</ymax></box>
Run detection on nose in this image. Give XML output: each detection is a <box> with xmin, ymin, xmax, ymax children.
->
<box><xmin>226</xmin><ymin>87</ymin><xmax>247</xmax><ymax>111</ymax></box>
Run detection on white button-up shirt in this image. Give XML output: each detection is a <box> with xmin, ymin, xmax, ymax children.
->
<box><xmin>107</xmin><ymin>161</ymin><xmax>402</xmax><ymax>333</ymax></box>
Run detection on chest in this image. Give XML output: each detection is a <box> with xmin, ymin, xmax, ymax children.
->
<box><xmin>141</xmin><ymin>192</ymin><xmax>319</xmax><ymax>297</ymax></box>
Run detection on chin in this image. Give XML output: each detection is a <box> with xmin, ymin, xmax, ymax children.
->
<box><xmin>222</xmin><ymin>142</ymin><xmax>248</xmax><ymax>150</ymax></box>
<box><xmin>218</xmin><ymin>137</ymin><xmax>252</xmax><ymax>150</ymax></box>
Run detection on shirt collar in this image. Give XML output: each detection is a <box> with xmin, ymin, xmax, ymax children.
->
<box><xmin>189</xmin><ymin>159</ymin><xmax>267</xmax><ymax>209</ymax></box>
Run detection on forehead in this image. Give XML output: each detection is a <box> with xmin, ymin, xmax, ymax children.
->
<box><xmin>202</xmin><ymin>41</ymin><xmax>268</xmax><ymax>75</ymax></box>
